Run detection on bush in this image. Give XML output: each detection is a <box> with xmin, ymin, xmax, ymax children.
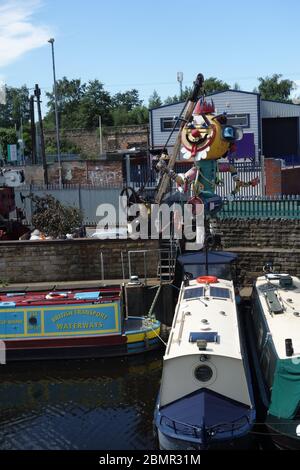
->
<box><xmin>30</xmin><ymin>194</ymin><xmax>83</xmax><ymax>238</ymax></box>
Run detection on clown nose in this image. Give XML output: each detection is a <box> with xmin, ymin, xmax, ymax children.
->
<box><xmin>191</xmin><ymin>129</ymin><xmax>201</xmax><ymax>138</ymax></box>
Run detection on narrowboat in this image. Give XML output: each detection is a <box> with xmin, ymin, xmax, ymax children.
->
<box><xmin>0</xmin><ymin>287</ymin><xmax>161</xmax><ymax>361</ymax></box>
<box><xmin>251</xmin><ymin>270</ymin><xmax>300</xmax><ymax>449</ymax></box>
<box><xmin>154</xmin><ymin>275</ymin><xmax>255</xmax><ymax>450</ymax></box>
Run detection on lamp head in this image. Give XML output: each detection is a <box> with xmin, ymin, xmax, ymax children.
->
<box><xmin>48</xmin><ymin>38</ymin><xmax>55</xmax><ymax>44</ymax></box>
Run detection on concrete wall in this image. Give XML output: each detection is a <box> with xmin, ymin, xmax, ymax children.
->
<box><xmin>0</xmin><ymin>239</ymin><xmax>159</xmax><ymax>284</ymax></box>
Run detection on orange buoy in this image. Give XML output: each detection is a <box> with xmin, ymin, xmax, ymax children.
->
<box><xmin>196</xmin><ymin>275</ymin><xmax>218</xmax><ymax>284</ymax></box>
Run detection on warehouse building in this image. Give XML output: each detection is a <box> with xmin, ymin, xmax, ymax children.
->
<box><xmin>150</xmin><ymin>90</ymin><xmax>300</xmax><ymax>163</ymax></box>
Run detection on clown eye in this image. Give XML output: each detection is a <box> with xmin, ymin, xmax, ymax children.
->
<box><xmin>222</xmin><ymin>126</ymin><xmax>235</xmax><ymax>141</ymax></box>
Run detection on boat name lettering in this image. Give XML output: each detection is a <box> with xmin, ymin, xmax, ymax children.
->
<box><xmin>56</xmin><ymin>322</ymin><xmax>104</xmax><ymax>330</ymax></box>
<box><xmin>51</xmin><ymin>310</ymin><xmax>109</xmax><ymax>323</ymax></box>
<box><xmin>0</xmin><ymin>319</ymin><xmax>23</xmax><ymax>325</ymax></box>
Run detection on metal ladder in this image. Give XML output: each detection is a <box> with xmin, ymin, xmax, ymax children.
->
<box><xmin>157</xmin><ymin>238</ymin><xmax>179</xmax><ymax>282</ymax></box>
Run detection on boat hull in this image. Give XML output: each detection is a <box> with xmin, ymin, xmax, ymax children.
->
<box><xmin>154</xmin><ymin>389</ymin><xmax>255</xmax><ymax>450</ymax></box>
<box><xmin>0</xmin><ymin>293</ymin><xmax>161</xmax><ymax>361</ymax></box>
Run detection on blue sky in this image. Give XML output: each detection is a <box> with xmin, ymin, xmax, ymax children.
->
<box><xmin>1</xmin><ymin>0</ymin><xmax>300</xmax><ymax>107</ymax></box>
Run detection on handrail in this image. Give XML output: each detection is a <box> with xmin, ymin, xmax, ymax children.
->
<box><xmin>160</xmin><ymin>412</ymin><xmax>250</xmax><ymax>439</ymax></box>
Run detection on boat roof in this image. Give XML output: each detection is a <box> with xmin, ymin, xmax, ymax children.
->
<box><xmin>0</xmin><ymin>287</ymin><xmax>120</xmax><ymax>308</ymax></box>
<box><xmin>165</xmin><ymin>278</ymin><xmax>242</xmax><ymax>361</ymax></box>
<box><xmin>177</xmin><ymin>251</ymin><xmax>237</xmax><ymax>266</ymax></box>
<box><xmin>255</xmin><ymin>274</ymin><xmax>300</xmax><ymax>360</ymax></box>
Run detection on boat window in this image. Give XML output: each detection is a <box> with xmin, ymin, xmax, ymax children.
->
<box><xmin>210</xmin><ymin>287</ymin><xmax>231</xmax><ymax>299</ymax></box>
<box><xmin>183</xmin><ymin>287</ymin><xmax>204</xmax><ymax>300</ymax></box>
<box><xmin>182</xmin><ymin>264</ymin><xmax>233</xmax><ymax>281</ymax></box>
<box><xmin>194</xmin><ymin>365</ymin><xmax>213</xmax><ymax>382</ymax></box>
<box><xmin>189</xmin><ymin>332</ymin><xmax>218</xmax><ymax>343</ymax></box>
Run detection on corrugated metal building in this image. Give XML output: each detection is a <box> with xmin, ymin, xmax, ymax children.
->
<box><xmin>150</xmin><ymin>90</ymin><xmax>300</xmax><ymax>161</ymax></box>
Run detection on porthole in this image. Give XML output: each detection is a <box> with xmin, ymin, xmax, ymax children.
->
<box><xmin>194</xmin><ymin>365</ymin><xmax>213</xmax><ymax>382</ymax></box>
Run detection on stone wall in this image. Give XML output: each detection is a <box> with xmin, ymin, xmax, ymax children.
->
<box><xmin>0</xmin><ymin>239</ymin><xmax>159</xmax><ymax>284</ymax></box>
<box><xmin>214</xmin><ymin>218</ymin><xmax>300</xmax><ymax>249</ymax></box>
<box><xmin>213</xmin><ymin>218</ymin><xmax>300</xmax><ymax>283</ymax></box>
<box><xmin>44</xmin><ymin>125</ymin><xmax>148</xmax><ymax>157</ymax></box>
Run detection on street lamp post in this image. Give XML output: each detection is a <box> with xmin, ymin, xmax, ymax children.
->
<box><xmin>48</xmin><ymin>38</ymin><xmax>62</xmax><ymax>188</ymax></box>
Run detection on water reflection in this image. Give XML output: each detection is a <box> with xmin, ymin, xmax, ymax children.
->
<box><xmin>0</xmin><ymin>352</ymin><xmax>163</xmax><ymax>450</ymax></box>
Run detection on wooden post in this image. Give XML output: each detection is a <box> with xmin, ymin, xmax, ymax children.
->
<box><xmin>34</xmin><ymin>84</ymin><xmax>48</xmax><ymax>186</ymax></box>
<box><xmin>155</xmin><ymin>73</ymin><xmax>204</xmax><ymax>204</ymax></box>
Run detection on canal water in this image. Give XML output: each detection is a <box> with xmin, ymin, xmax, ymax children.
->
<box><xmin>0</xmin><ymin>351</ymin><xmax>162</xmax><ymax>450</ymax></box>
<box><xmin>0</xmin><ymin>348</ymin><xmax>275</xmax><ymax>450</ymax></box>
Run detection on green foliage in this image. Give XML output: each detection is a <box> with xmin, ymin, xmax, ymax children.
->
<box><xmin>111</xmin><ymin>105</ymin><xmax>148</xmax><ymax>126</ymax></box>
<box><xmin>256</xmin><ymin>74</ymin><xmax>295</xmax><ymax>102</ymax></box>
<box><xmin>30</xmin><ymin>194</ymin><xmax>83</xmax><ymax>239</ymax></box>
<box><xmin>0</xmin><ymin>128</ymin><xmax>17</xmax><ymax>160</ymax></box>
<box><xmin>45</xmin><ymin>136</ymin><xmax>81</xmax><ymax>155</ymax></box>
<box><xmin>112</xmin><ymin>89</ymin><xmax>142</xmax><ymax>111</ymax></box>
<box><xmin>203</xmin><ymin>77</ymin><xmax>230</xmax><ymax>94</ymax></box>
<box><xmin>0</xmin><ymin>85</ymin><xmax>30</xmax><ymax>128</ymax></box>
<box><xmin>148</xmin><ymin>90</ymin><xmax>162</xmax><ymax>109</ymax></box>
<box><xmin>164</xmin><ymin>94</ymin><xmax>180</xmax><ymax>105</ymax></box>
<box><xmin>44</xmin><ymin>78</ymin><xmax>147</xmax><ymax>129</ymax></box>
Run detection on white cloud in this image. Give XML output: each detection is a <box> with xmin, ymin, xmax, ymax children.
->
<box><xmin>0</xmin><ymin>0</ymin><xmax>51</xmax><ymax>67</ymax></box>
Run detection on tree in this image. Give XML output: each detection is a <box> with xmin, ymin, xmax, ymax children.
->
<box><xmin>0</xmin><ymin>128</ymin><xmax>18</xmax><ymax>161</ymax></box>
<box><xmin>233</xmin><ymin>82</ymin><xmax>241</xmax><ymax>90</ymax></box>
<box><xmin>0</xmin><ymin>85</ymin><xmax>30</xmax><ymax>128</ymax></box>
<box><xmin>164</xmin><ymin>95</ymin><xmax>180</xmax><ymax>105</ymax></box>
<box><xmin>148</xmin><ymin>90</ymin><xmax>162</xmax><ymax>109</ymax></box>
<box><xmin>112</xmin><ymin>89</ymin><xmax>142</xmax><ymax>111</ymax></box>
<box><xmin>203</xmin><ymin>77</ymin><xmax>230</xmax><ymax>94</ymax></box>
<box><xmin>256</xmin><ymin>74</ymin><xmax>295</xmax><ymax>102</ymax></box>
<box><xmin>30</xmin><ymin>194</ymin><xmax>83</xmax><ymax>238</ymax></box>
<box><xmin>44</xmin><ymin>77</ymin><xmax>85</xmax><ymax>129</ymax></box>
<box><xmin>79</xmin><ymin>80</ymin><xmax>112</xmax><ymax>128</ymax></box>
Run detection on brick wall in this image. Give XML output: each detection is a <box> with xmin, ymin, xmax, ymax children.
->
<box><xmin>0</xmin><ymin>239</ymin><xmax>159</xmax><ymax>283</ymax></box>
<box><xmin>44</xmin><ymin>125</ymin><xmax>148</xmax><ymax>157</ymax></box>
<box><xmin>265</xmin><ymin>158</ymin><xmax>282</xmax><ymax>195</ymax></box>
<box><xmin>23</xmin><ymin>159</ymin><xmax>123</xmax><ymax>186</ymax></box>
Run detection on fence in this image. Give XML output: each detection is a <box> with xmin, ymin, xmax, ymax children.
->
<box><xmin>219</xmin><ymin>195</ymin><xmax>300</xmax><ymax>219</ymax></box>
<box><xmin>15</xmin><ymin>184</ymin><xmax>123</xmax><ymax>226</ymax></box>
<box><xmin>279</xmin><ymin>155</ymin><xmax>300</xmax><ymax>168</ymax></box>
<box><xmin>129</xmin><ymin>160</ymin><xmax>264</xmax><ymax>197</ymax></box>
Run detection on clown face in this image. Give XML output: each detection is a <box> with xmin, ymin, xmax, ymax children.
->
<box><xmin>181</xmin><ymin>110</ymin><xmax>243</xmax><ymax>161</ymax></box>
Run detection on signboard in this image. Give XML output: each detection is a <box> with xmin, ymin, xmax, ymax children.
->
<box><xmin>0</xmin><ymin>302</ymin><xmax>121</xmax><ymax>338</ymax></box>
<box><xmin>7</xmin><ymin>144</ymin><xmax>18</xmax><ymax>162</ymax></box>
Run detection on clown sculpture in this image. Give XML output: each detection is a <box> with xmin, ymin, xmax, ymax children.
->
<box><xmin>156</xmin><ymin>99</ymin><xmax>259</xmax><ymax>216</ymax></box>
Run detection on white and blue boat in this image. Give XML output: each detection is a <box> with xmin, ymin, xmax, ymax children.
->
<box><xmin>154</xmin><ymin>275</ymin><xmax>255</xmax><ymax>449</ymax></box>
<box><xmin>251</xmin><ymin>271</ymin><xmax>300</xmax><ymax>449</ymax></box>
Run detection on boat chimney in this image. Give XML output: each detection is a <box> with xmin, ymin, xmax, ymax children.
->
<box><xmin>285</xmin><ymin>338</ymin><xmax>294</xmax><ymax>357</ymax></box>
<box><xmin>197</xmin><ymin>339</ymin><xmax>207</xmax><ymax>351</ymax></box>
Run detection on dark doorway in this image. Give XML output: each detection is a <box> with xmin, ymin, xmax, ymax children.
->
<box><xmin>262</xmin><ymin>117</ymin><xmax>299</xmax><ymax>157</ymax></box>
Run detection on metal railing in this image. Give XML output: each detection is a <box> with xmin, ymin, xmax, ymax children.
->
<box><xmin>219</xmin><ymin>195</ymin><xmax>300</xmax><ymax>219</ymax></box>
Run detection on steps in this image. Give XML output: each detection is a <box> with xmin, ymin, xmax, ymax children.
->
<box><xmin>157</xmin><ymin>239</ymin><xmax>179</xmax><ymax>281</ymax></box>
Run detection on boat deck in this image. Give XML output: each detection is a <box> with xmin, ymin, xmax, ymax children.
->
<box><xmin>255</xmin><ymin>275</ymin><xmax>300</xmax><ymax>359</ymax></box>
<box><xmin>165</xmin><ymin>278</ymin><xmax>242</xmax><ymax>360</ymax></box>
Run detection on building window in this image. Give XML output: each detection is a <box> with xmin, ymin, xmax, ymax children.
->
<box><xmin>160</xmin><ymin>117</ymin><xmax>181</xmax><ymax>132</ymax></box>
<box><xmin>226</xmin><ymin>113</ymin><xmax>250</xmax><ymax>128</ymax></box>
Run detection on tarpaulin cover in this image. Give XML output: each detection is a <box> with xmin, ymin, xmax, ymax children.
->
<box><xmin>177</xmin><ymin>251</ymin><xmax>237</xmax><ymax>266</ymax></box>
<box><xmin>161</xmin><ymin>388</ymin><xmax>250</xmax><ymax>428</ymax></box>
<box><xmin>269</xmin><ymin>359</ymin><xmax>300</xmax><ymax>419</ymax></box>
